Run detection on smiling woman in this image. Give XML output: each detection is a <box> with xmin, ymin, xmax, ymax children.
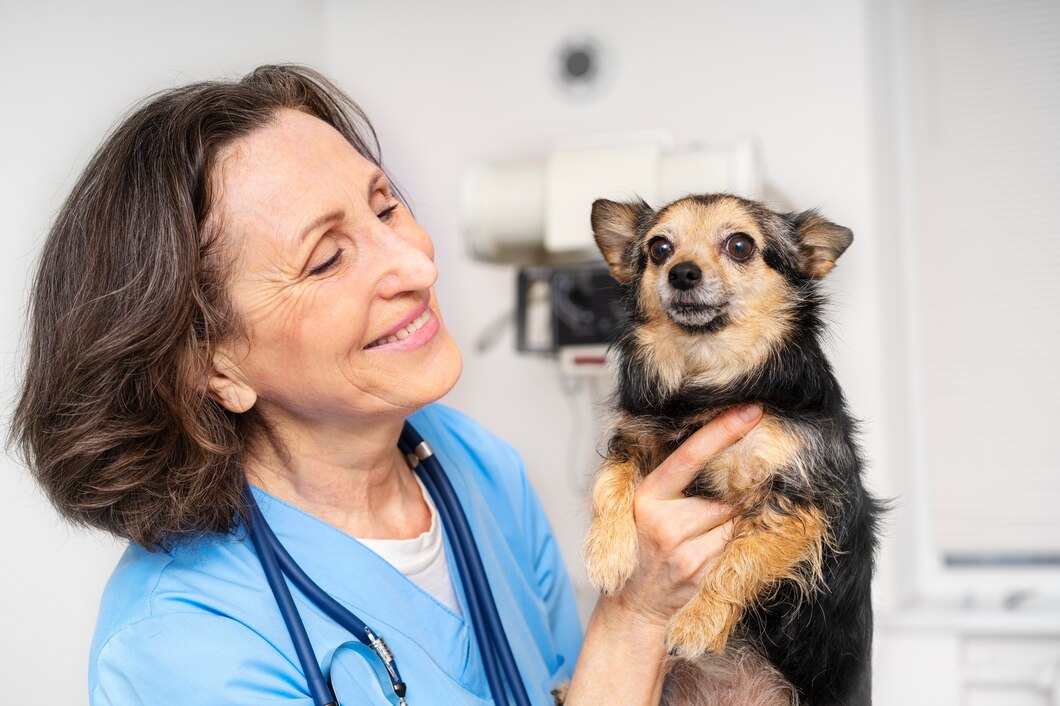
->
<box><xmin>206</xmin><ymin>109</ymin><xmax>463</xmax><ymax>535</ymax></box>
<box><xmin>210</xmin><ymin>109</ymin><xmax>461</xmax><ymax>420</ymax></box>
<box><xmin>12</xmin><ymin>65</ymin><xmax>757</xmax><ymax>706</ymax></box>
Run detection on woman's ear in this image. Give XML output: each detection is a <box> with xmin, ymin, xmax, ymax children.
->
<box><xmin>207</xmin><ymin>350</ymin><xmax>257</xmax><ymax>414</ymax></box>
<box><xmin>787</xmin><ymin>210</ymin><xmax>854</xmax><ymax>279</ymax></box>
<box><xmin>591</xmin><ymin>198</ymin><xmax>652</xmax><ymax>284</ymax></box>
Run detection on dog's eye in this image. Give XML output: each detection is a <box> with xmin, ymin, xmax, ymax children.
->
<box><xmin>648</xmin><ymin>237</ymin><xmax>674</xmax><ymax>265</ymax></box>
<box><xmin>725</xmin><ymin>233</ymin><xmax>756</xmax><ymax>261</ymax></box>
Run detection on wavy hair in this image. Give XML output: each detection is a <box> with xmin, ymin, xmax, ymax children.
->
<box><xmin>11</xmin><ymin>65</ymin><xmax>391</xmax><ymax>549</ymax></box>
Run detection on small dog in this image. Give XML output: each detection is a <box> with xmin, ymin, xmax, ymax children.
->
<box><xmin>582</xmin><ymin>194</ymin><xmax>882</xmax><ymax>705</ymax></box>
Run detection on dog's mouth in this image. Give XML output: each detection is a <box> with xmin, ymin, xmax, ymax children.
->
<box><xmin>654</xmin><ymin>280</ymin><xmax>730</xmax><ymax>333</ymax></box>
<box><xmin>666</xmin><ymin>300</ymin><xmax>729</xmax><ymax>333</ymax></box>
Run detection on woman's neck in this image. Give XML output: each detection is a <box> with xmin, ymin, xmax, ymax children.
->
<box><xmin>245</xmin><ymin>413</ymin><xmax>431</xmax><ymax>540</ymax></box>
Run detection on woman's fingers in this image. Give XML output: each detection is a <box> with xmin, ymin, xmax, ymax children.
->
<box><xmin>616</xmin><ymin>405</ymin><xmax>761</xmax><ymax>622</ymax></box>
<box><xmin>688</xmin><ymin>515</ymin><xmax>738</xmax><ymax>566</ymax></box>
<box><xmin>672</xmin><ymin>517</ymin><xmax>739</xmax><ymax>582</ymax></box>
<box><xmin>646</xmin><ymin>496</ymin><xmax>740</xmax><ymax>552</ymax></box>
<box><xmin>641</xmin><ymin>404</ymin><xmax>763</xmax><ymax>500</ymax></box>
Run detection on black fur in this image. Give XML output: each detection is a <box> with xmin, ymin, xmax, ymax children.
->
<box><xmin>607</xmin><ymin>196</ymin><xmax>884</xmax><ymax>705</ymax></box>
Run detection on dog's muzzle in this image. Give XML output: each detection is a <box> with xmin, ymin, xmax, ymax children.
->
<box><xmin>659</xmin><ymin>261</ymin><xmax>729</xmax><ymax>332</ymax></box>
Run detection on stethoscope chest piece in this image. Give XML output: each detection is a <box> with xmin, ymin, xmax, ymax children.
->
<box><xmin>328</xmin><ymin>639</ymin><xmax>408</xmax><ymax>706</ymax></box>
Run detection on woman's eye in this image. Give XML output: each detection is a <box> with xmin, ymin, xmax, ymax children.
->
<box><xmin>725</xmin><ymin>233</ymin><xmax>755</xmax><ymax>261</ymax></box>
<box><xmin>308</xmin><ymin>250</ymin><xmax>342</xmax><ymax>276</ymax></box>
<box><xmin>648</xmin><ymin>236</ymin><xmax>674</xmax><ymax>265</ymax></box>
<box><xmin>377</xmin><ymin>202</ymin><xmax>399</xmax><ymax>222</ymax></box>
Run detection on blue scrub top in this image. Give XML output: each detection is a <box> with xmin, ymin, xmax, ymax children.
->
<box><xmin>89</xmin><ymin>404</ymin><xmax>583</xmax><ymax>704</ymax></box>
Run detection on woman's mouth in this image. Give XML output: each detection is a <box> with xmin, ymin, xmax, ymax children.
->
<box><xmin>365</xmin><ymin>306</ymin><xmax>434</xmax><ymax>350</ymax></box>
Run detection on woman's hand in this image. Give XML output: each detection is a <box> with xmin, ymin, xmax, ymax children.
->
<box><xmin>613</xmin><ymin>403</ymin><xmax>763</xmax><ymax>629</ymax></box>
<box><xmin>564</xmin><ymin>404</ymin><xmax>763</xmax><ymax>705</ymax></box>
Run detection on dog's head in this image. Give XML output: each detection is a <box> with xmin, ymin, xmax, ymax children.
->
<box><xmin>592</xmin><ymin>194</ymin><xmax>852</xmax><ymax>391</ymax></box>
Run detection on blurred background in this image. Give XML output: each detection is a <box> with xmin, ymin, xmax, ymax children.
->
<box><xmin>1</xmin><ymin>0</ymin><xmax>1057</xmax><ymax>703</ymax></box>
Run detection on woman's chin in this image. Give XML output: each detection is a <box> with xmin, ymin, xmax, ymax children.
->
<box><xmin>423</xmin><ymin>332</ymin><xmax>463</xmax><ymax>402</ymax></box>
<box><xmin>388</xmin><ymin>329</ymin><xmax>463</xmax><ymax>411</ymax></box>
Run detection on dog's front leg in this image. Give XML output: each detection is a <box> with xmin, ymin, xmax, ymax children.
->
<box><xmin>665</xmin><ymin>502</ymin><xmax>828</xmax><ymax>658</ymax></box>
<box><xmin>584</xmin><ymin>455</ymin><xmax>642</xmax><ymax>595</ymax></box>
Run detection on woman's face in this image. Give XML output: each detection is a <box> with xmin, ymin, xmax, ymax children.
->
<box><xmin>208</xmin><ymin>108</ymin><xmax>462</xmax><ymax>429</ymax></box>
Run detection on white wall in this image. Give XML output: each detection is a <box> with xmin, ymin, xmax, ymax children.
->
<box><xmin>2</xmin><ymin>0</ymin><xmax>898</xmax><ymax>702</ymax></box>
<box><xmin>0</xmin><ymin>2</ymin><xmax>326</xmax><ymax>702</ymax></box>
<box><xmin>319</xmin><ymin>0</ymin><xmax>890</xmax><ymax>615</ymax></box>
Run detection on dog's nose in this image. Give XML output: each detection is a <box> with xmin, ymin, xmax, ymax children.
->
<box><xmin>668</xmin><ymin>262</ymin><xmax>701</xmax><ymax>290</ymax></box>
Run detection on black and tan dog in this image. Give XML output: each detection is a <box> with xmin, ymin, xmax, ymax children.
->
<box><xmin>583</xmin><ymin>194</ymin><xmax>882</xmax><ymax>705</ymax></box>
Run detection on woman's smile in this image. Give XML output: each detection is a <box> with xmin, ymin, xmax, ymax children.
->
<box><xmin>209</xmin><ymin>108</ymin><xmax>463</xmax><ymax>420</ymax></box>
<box><xmin>364</xmin><ymin>299</ymin><xmax>440</xmax><ymax>351</ymax></box>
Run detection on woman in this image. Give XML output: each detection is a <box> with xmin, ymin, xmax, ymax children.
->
<box><xmin>13</xmin><ymin>65</ymin><xmax>761</xmax><ymax>705</ymax></box>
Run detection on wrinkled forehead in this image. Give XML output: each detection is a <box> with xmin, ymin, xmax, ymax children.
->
<box><xmin>649</xmin><ymin>195</ymin><xmax>765</xmax><ymax>242</ymax></box>
<box><xmin>211</xmin><ymin>110</ymin><xmax>369</xmax><ymax>222</ymax></box>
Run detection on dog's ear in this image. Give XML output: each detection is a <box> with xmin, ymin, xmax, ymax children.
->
<box><xmin>787</xmin><ymin>210</ymin><xmax>853</xmax><ymax>279</ymax></box>
<box><xmin>591</xmin><ymin>198</ymin><xmax>652</xmax><ymax>284</ymax></box>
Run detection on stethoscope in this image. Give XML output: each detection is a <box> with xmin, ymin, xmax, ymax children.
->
<box><xmin>243</xmin><ymin>422</ymin><xmax>533</xmax><ymax>706</ymax></box>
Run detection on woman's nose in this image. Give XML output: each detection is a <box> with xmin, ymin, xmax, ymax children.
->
<box><xmin>371</xmin><ymin>223</ymin><xmax>438</xmax><ymax>299</ymax></box>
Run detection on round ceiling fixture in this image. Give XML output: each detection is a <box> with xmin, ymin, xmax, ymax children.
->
<box><xmin>555</xmin><ymin>36</ymin><xmax>607</xmax><ymax>98</ymax></box>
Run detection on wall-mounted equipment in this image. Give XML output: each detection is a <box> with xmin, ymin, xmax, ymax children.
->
<box><xmin>459</xmin><ymin>133</ymin><xmax>763</xmax><ymax>373</ymax></box>
<box><xmin>460</xmin><ymin>133</ymin><xmax>762</xmax><ymax>265</ymax></box>
<box><xmin>515</xmin><ymin>264</ymin><xmax>626</xmax><ymax>374</ymax></box>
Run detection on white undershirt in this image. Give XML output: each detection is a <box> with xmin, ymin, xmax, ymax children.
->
<box><xmin>356</xmin><ymin>474</ymin><xmax>462</xmax><ymax>616</ymax></box>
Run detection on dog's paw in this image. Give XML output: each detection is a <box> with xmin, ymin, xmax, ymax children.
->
<box><xmin>664</xmin><ymin>599</ymin><xmax>738</xmax><ymax>659</ymax></box>
<box><xmin>583</xmin><ymin>515</ymin><xmax>638</xmax><ymax>596</ymax></box>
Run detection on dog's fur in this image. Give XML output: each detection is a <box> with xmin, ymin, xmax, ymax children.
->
<box><xmin>582</xmin><ymin>194</ymin><xmax>883</xmax><ymax>706</ymax></box>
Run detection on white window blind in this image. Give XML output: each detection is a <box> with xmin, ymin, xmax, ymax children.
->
<box><xmin>902</xmin><ymin>0</ymin><xmax>1060</xmax><ymax>562</ymax></box>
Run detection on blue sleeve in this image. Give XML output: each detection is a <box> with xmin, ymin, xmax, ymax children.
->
<box><xmin>91</xmin><ymin>614</ymin><xmax>314</xmax><ymax>705</ymax></box>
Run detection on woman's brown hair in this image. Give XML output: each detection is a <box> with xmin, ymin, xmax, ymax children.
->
<box><xmin>11</xmin><ymin>65</ymin><xmax>391</xmax><ymax>549</ymax></box>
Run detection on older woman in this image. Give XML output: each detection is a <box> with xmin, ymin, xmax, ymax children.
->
<box><xmin>13</xmin><ymin>65</ymin><xmax>760</xmax><ymax>705</ymax></box>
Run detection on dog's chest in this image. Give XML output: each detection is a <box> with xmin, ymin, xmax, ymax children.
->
<box><xmin>624</xmin><ymin>410</ymin><xmax>724</xmax><ymax>495</ymax></box>
<box><xmin>629</xmin><ymin>410</ymin><xmax>802</xmax><ymax>502</ymax></box>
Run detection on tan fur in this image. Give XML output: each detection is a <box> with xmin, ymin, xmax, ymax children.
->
<box><xmin>584</xmin><ymin>456</ymin><xmax>643</xmax><ymax>595</ymax></box>
<box><xmin>584</xmin><ymin>195</ymin><xmax>845</xmax><ymax>683</ymax></box>
<box><xmin>704</xmin><ymin>414</ymin><xmax>808</xmax><ymax>497</ymax></box>
<box><xmin>634</xmin><ymin>320</ymin><xmax>696</xmax><ymax>396</ymax></box>
<box><xmin>793</xmin><ymin>212</ymin><xmax>852</xmax><ymax>279</ymax></box>
<box><xmin>633</xmin><ymin>198</ymin><xmax>798</xmax><ymax>394</ymax></box>
<box><xmin>592</xmin><ymin>200</ymin><xmax>645</xmax><ymax>283</ymax></box>
<box><xmin>665</xmin><ymin>503</ymin><xmax>828</xmax><ymax>657</ymax></box>
<box><xmin>584</xmin><ymin>410</ymin><xmax>828</xmax><ymax>644</ymax></box>
<box><xmin>682</xmin><ymin>278</ymin><xmax>796</xmax><ymax>388</ymax></box>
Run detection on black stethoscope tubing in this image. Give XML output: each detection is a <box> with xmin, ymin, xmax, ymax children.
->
<box><xmin>243</xmin><ymin>421</ymin><xmax>533</xmax><ymax>706</ymax></box>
